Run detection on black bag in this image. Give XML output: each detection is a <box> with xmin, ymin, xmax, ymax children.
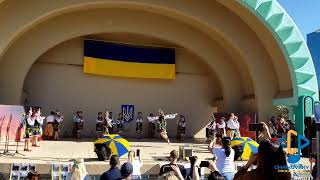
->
<box><xmin>233</xmin><ymin>145</ymin><xmax>243</xmax><ymax>160</ymax></box>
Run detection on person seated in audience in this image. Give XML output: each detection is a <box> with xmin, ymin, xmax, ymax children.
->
<box><xmin>234</xmin><ymin>139</ymin><xmax>291</xmax><ymax>180</ymax></box>
<box><xmin>191</xmin><ymin>156</ymin><xmax>224</xmax><ymax>180</ymax></box>
<box><xmin>120</xmin><ymin>162</ymin><xmax>133</xmax><ymax>180</ymax></box>
<box><xmin>66</xmin><ymin>158</ymin><xmax>90</xmax><ymax>180</ymax></box>
<box><xmin>25</xmin><ymin>170</ymin><xmax>40</xmax><ymax>180</ymax></box>
<box><xmin>208</xmin><ymin>137</ymin><xmax>236</xmax><ymax>180</ymax></box>
<box><xmin>100</xmin><ymin>155</ymin><xmax>122</xmax><ymax>180</ymax></box>
<box><xmin>159</xmin><ymin>150</ymin><xmax>186</xmax><ymax>178</ymax></box>
<box><xmin>128</xmin><ymin>150</ymin><xmax>143</xmax><ymax>179</ymax></box>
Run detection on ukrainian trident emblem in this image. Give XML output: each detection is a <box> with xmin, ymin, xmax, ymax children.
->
<box><xmin>122</xmin><ymin>105</ymin><xmax>134</xmax><ymax>122</ymax></box>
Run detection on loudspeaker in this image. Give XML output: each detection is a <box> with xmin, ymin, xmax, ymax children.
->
<box><xmin>179</xmin><ymin>145</ymin><xmax>193</xmax><ymax>159</ymax></box>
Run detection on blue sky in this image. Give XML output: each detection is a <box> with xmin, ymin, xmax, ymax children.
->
<box><xmin>277</xmin><ymin>0</ymin><xmax>320</xmax><ymax>39</ymax></box>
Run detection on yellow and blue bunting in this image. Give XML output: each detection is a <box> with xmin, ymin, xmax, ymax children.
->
<box><xmin>83</xmin><ymin>40</ymin><xmax>175</xmax><ymax>79</ymax></box>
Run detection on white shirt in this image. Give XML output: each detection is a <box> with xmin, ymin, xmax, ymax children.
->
<box><xmin>46</xmin><ymin>115</ymin><xmax>55</xmax><ymax>123</ymax></box>
<box><xmin>217</xmin><ymin>121</ymin><xmax>226</xmax><ymax>129</ymax></box>
<box><xmin>131</xmin><ymin>159</ymin><xmax>143</xmax><ymax>176</ymax></box>
<box><xmin>227</xmin><ymin>119</ymin><xmax>240</xmax><ymax>129</ymax></box>
<box><xmin>136</xmin><ymin>117</ymin><xmax>143</xmax><ymax>123</ymax></box>
<box><xmin>212</xmin><ymin>147</ymin><xmax>236</xmax><ymax>174</ymax></box>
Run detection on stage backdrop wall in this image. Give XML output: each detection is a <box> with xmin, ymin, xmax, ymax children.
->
<box><xmin>23</xmin><ymin>38</ymin><xmax>219</xmax><ymax>138</ymax></box>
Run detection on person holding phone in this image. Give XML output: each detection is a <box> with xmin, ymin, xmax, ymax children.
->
<box><xmin>209</xmin><ymin>137</ymin><xmax>236</xmax><ymax>180</ymax></box>
<box><xmin>192</xmin><ymin>156</ymin><xmax>224</xmax><ymax>180</ymax></box>
<box><xmin>127</xmin><ymin>150</ymin><xmax>143</xmax><ymax>179</ymax></box>
<box><xmin>159</xmin><ymin>150</ymin><xmax>186</xmax><ymax>178</ymax></box>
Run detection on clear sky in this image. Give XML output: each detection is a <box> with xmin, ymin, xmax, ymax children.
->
<box><xmin>277</xmin><ymin>0</ymin><xmax>320</xmax><ymax>40</ymax></box>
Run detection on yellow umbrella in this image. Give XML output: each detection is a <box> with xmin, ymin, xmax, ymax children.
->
<box><xmin>94</xmin><ymin>134</ymin><xmax>130</xmax><ymax>157</ymax></box>
<box><xmin>231</xmin><ymin>137</ymin><xmax>259</xmax><ymax>160</ymax></box>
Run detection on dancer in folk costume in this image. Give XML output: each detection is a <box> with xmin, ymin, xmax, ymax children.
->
<box><xmin>217</xmin><ymin>117</ymin><xmax>226</xmax><ymax>136</ymax></box>
<box><xmin>104</xmin><ymin>111</ymin><xmax>113</xmax><ymax>134</ymax></box>
<box><xmin>96</xmin><ymin>112</ymin><xmax>104</xmax><ymax>138</ymax></box>
<box><xmin>148</xmin><ymin>113</ymin><xmax>156</xmax><ymax>138</ymax></box>
<box><xmin>116</xmin><ymin>113</ymin><xmax>123</xmax><ymax>133</ymax></box>
<box><xmin>227</xmin><ymin>113</ymin><xmax>240</xmax><ymax>139</ymax></box>
<box><xmin>73</xmin><ymin>111</ymin><xmax>85</xmax><ymax>140</ymax></box>
<box><xmin>177</xmin><ymin>115</ymin><xmax>186</xmax><ymax>141</ymax></box>
<box><xmin>206</xmin><ymin>115</ymin><xmax>217</xmax><ymax>140</ymax></box>
<box><xmin>147</xmin><ymin>109</ymin><xmax>178</xmax><ymax>144</ymax></box>
<box><xmin>44</xmin><ymin>111</ymin><xmax>55</xmax><ymax>139</ymax></box>
<box><xmin>24</xmin><ymin>108</ymin><xmax>33</xmax><ymax>151</ymax></box>
<box><xmin>32</xmin><ymin>107</ymin><xmax>44</xmax><ymax>147</ymax></box>
<box><xmin>53</xmin><ymin>110</ymin><xmax>63</xmax><ymax>141</ymax></box>
<box><xmin>136</xmin><ymin>112</ymin><xmax>143</xmax><ymax>139</ymax></box>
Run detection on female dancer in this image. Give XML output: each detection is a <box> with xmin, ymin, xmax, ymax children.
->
<box><xmin>147</xmin><ymin>109</ymin><xmax>178</xmax><ymax>144</ymax></box>
<box><xmin>136</xmin><ymin>112</ymin><xmax>143</xmax><ymax>139</ymax></box>
<box><xmin>96</xmin><ymin>112</ymin><xmax>104</xmax><ymax>138</ymax></box>
<box><xmin>44</xmin><ymin>111</ymin><xmax>55</xmax><ymax>140</ymax></box>
<box><xmin>73</xmin><ymin>111</ymin><xmax>84</xmax><ymax>140</ymax></box>
<box><xmin>116</xmin><ymin>113</ymin><xmax>123</xmax><ymax>133</ymax></box>
<box><xmin>104</xmin><ymin>111</ymin><xmax>113</xmax><ymax>134</ymax></box>
<box><xmin>217</xmin><ymin>117</ymin><xmax>226</xmax><ymax>136</ymax></box>
<box><xmin>178</xmin><ymin>115</ymin><xmax>186</xmax><ymax>141</ymax></box>
<box><xmin>32</xmin><ymin>108</ymin><xmax>44</xmax><ymax>147</ymax></box>
<box><xmin>24</xmin><ymin>108</ymin><xmax>33</xmax><ymax>151</ymax></box>
<box><xmin>206</xmin><ymin>115</ymin><xmax>217</xmax><ymax>141</ymax></box>
<box><xmin>53</xmin><ymin>110</ymin><xmax>63</xmax><ymax>141</ymax></box>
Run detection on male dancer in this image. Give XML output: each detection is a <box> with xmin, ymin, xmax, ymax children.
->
<box><xmin>147</xmin><ymin>109</ymin><xmax>178</xmax><ymax>144</ymax></box>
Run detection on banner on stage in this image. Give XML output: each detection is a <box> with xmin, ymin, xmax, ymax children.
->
<box><xmin>0</xmin><ymin>105</ymin><xmax>24</xmax><ymax>142</ymax></box>
<box><xmin>122</xmin><ymin>105</ymin><xmax>134</xmax><ymax>122</ymax></box>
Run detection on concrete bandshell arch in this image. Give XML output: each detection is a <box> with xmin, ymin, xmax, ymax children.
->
<box><xmin>0</xmin><ymin>0</ymin><xmax>317</xmax><ymax>125</ymax></box>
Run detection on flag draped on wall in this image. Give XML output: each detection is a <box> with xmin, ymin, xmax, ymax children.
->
<box><xmin>83</xmin><ymin>40</ymin><xmax>175</xmax><ymax>79</ymax></box>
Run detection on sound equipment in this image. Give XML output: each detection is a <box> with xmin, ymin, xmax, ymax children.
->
<box><xmin>179</xmin><ymin>145</ymin><xmax>193</xmax><ymax>159</ymax></box>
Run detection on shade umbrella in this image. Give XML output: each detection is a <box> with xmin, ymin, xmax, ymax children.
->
<box><xmin>94</xmin><ymin>134</ymin><xmax>130</xmax><ymax>157</ymax></box>
<box><xmin>231</xmin><ymin>137</ymin><xmax>259</xmax><ymax>160</ymax></box>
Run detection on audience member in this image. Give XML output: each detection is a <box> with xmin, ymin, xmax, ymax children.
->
<box><xmin>310</xmin><ymin>153</ymin><xmax>317</xmax><ymax>180</ymax></box>
<box><xmin>234</xmin><ymin>139</ymin><xmax>291</xmax><ymax>180</ymax></box>
<box><xmin>120</xmin><ymin>162</ymin><xmax>133</xmax><ymax>180</ymax></box>
<box><xmin>192</xmin><ymin>157</ymin><xmax>224</xmax><ymax>180</ymax></box>
<box><xmin>159</xmin><ymin>150</ymin><xmax>186</xmax><ymax>178</ymax></box>
<box><xmin>100</xmin><ymin>155</ymin><xmax>122</xmax><ymax>180</ymax></box>
<box><xmin>258</xmin><ymin>122</ymin><xmax>271</xmax><ymax>142</ymax></box>
<box><xmin>66</xmin><ymin>158</ymin><xmax>90</xmax><ymax>180</ymax></box>
<box><xmin>128</xmin><ymin>150</ymin><xmax>143</xmax><ymax>179</ymax></box>
<box><xmin>209</xmin><ymin>137</ymin><xmax>236</xmax><ymax>180</ymax></box>
<box><xmin>25</xmin><ymin>171</ymin><xmax>39</xmax><ymax>180</ymax></box>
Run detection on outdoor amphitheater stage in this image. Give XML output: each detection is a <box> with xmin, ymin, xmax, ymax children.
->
<box><xmin>0</xmin><ymin>138</ymin><xmax>311</xmax><ymax>178</ymax></box>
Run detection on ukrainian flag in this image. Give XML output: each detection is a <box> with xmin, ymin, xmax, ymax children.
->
<box><xmin>83</xmin><ymin>40</ymin><xmax>175</xmax><ymax>79</ymax></box>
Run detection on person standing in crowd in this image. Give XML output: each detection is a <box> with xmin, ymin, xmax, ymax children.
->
<box><xmin>258</xmin><ymin>122</ymin><xmax>272</xmax><ymax>142</ymax></box>
<box><xmin>73</xmin><ymin>111</ymin><xmax>85</xmax><ymax>140</ymax></box>
<box><xmin>120</xmin><ymin>162</ymin><xmax>133</xmax><ymax>180</ymax></box>
<box><xmin>159</xmin><ymin>150</ymin><xmax>186</xmax><ymax>178</ymax></box>
<box><xmin>128</xmin><ymin>150</ymin><xmax>143</xmax><ymax>179</ymax></box>
<box><xmin>234</xmin><ymin>139</ymin><xmax>291</xmax><ymax>180</ymax></box>
<box><xmin>44</xmin><ymin>111</ymin><xmax>55</xmax><ymax>140</ymax></box>
<box><xmin>269</xmin><ymin>116</ymin><xmax>277</xmax><ymax>136</ymax></box>
<box><xmin>276</xmin><ymin>116</ymin><xmax>288</xmax><ymax>137</ymax></box>
<box><xmin>24</xmin><ymin>108</ymin><xmax>33</xmax><ymax>151</ymax></box>
<box><xmin>206</xmin><ymin>115</ymin><xmax>217</xmax><ymax>141</ymax></box>
<box><xmin>53</xmin><ymin>110</ymin><xmax>63</xmax><ymax>141</ymax></box>
<box><xmin>178</xmin><ymin>116</ymin><xmax>186</xmax><ymax>141</ymax></box>
<box><xmin>147</xmin><ymin>109</ymin><xmax>178</xmax><ymax>144</ymax></box>
<box><xmin>100</xmin><ymin>155</ymin><xmax>122</xmax><ymax>180</ymax></box>
<box><xmin>66</xmin><ymin>158</ymin><xmax>90</xmax><ymax>180</ymax></box>
<box><xmin>227</xmin><ymin>113</ymin><xmax>240</xmax><ymax>139</ymax></box>
<box><xmin>148</xmin><ymin>113</ymin><xmax>156</xmax><ymax>138</ymax></box>
<box><xmin>136</xmin><ymin>112</ymin><xmax>143</xmax><ymax>139</ymax></box>
<box><xmin>217</xmin><ymin>117</ymin><xmax>226</xmax><ymax>136</ymax></box>
<box><xmin>116</xmin><ymin>113</ymin><xmax>123</xmax><ymax>133</ymax></box>
<box><xmin>191</xmin><ymin>156</ymin><xmax>224</xmax><ymax>180</ymax></box>
<box><xmin>96</xmin><ymin>112</ymin><xmax>104</xmax><ymax>138</ymax></box>
<box><xmin>309</xmin><ymin>153</ymin><xmax>317</xmax><ymax>180</ymax></box>
<box><xmin>209</xmin><ymin>137</ymin><xmax>236</xmax><ymax>180</ymax></box>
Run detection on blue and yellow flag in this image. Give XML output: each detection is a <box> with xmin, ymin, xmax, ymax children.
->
<box><xmin>83</xmin><ymin>40</ymin><xmax>175</xmax><ymax>79</ymax></box>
